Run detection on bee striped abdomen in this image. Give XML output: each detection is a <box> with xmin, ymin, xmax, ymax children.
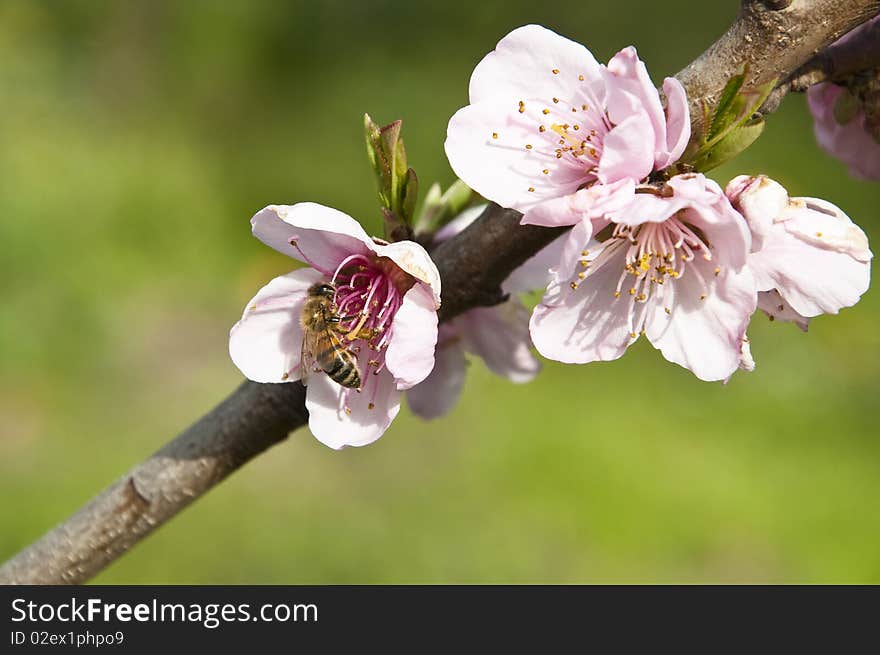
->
<box><xmin>316</xmin><ymin>335</ymin><xmax>361</xmax><ymax>389</ymax></box>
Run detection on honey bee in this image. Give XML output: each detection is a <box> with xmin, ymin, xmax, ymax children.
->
<box><xmin>300</xmin><ymin>282</ymin><xmax>361</xmax><ymax>389</ymax></box>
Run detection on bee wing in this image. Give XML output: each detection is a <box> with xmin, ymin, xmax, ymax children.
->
<box><xmin>300</xmin><ymin>328</ymin><xmax>318</xmax><ymax>387</ymax></box>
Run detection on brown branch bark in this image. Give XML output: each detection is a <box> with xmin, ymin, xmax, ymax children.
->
<box><xmin>677</xmin><ymin>0</ymin><xmax>880</xmax><ymax>158</ymax></box>
<box><xmin>1</xmin><ymin>0</ymin><xmax>876</xmax><ymax>585</ymax></box>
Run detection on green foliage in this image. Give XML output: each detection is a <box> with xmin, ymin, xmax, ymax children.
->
<box><xmin>365</xmin><ymin>114</ymin><xmax>419</xmax><ymax>241</ymax></box>
<box><xmin>688</xmin><ymin>69</ymin><xmax>776</xmax><ymax>172</ymax></box>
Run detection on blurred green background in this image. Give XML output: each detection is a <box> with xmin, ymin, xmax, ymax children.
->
<box><xmin>1</xmin><ymin>0</ymin><xmax>878</xmax><ymax>583</ymax></box>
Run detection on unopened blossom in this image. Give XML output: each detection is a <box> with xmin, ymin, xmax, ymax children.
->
<box><xmin>229</xmin><ymin>203</ymin><xmax>441</xmax><ymax>449</ymax></box>
<box><xmin>445</xmin><ymin>24</ymin><xmax>691</xmax><ymax>228</ymax></box>
<box><xmin>530</xmin><ymin>173</ymin><xmax>757</xmax><ymax>382</ymax></box>
<box><xmin>727</xmin><ymin>175</ymin><xmax>872</xmax><ymax>330</ymax></box>
<box><xmin>407</xmin><ymin>205</ymin><xmax>560</xmax><ymax>418</ymax></box>
<box><xmin>806</xmin><ymin>17</ymin><xmax>880</xmax><ymax>180</ymax></box>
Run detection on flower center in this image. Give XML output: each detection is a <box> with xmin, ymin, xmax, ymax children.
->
<box><xmin>324</xmin><ymin>254</ymin><xmax>406</xmax><ymax>411</ymax></box>
<box><xmin>569</xmin><ymin>216</ymin><xmax>719</xmax><ymax>337</ymax></box>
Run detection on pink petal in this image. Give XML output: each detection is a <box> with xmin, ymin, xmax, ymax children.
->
<box><xmin>603</xmin><ymin>46</ymin><xmax>667</xmax><ymax>165</ymax></box>
<box><xmin>597</xmin><ymin>114</ymin><xmax>656</xmax><ymax>184</ymax></box>
<box><xmin>468</xmin><ymin>24</ymin><xmax>604</xmax><ymax>105</ymax></box>
<box><xmin>406</xmin><ymin>333</ymin><xmax>468</xmax><ymax>420</ymax></box>
<box><xmin>782</xmin><ymin>197</ymin><xmax>871</xmax><ymax>261</ymax></box>
<box><xmin>251</xmin><ymin>203</ymin><xmax>374</xmax><ymax>275</ymax></box>
<box><xmin>646</xmin><ymin>259</ymin><xmax>756</xmax><ymax>381</ymax></box>
<box><xmin>433</xmin><ymin>204</ymin><xmax>487</xmax><ymax>242</ymax></box>
<box><xmin>749</xmin><ymin>214</ymin><xmax>871</xmax><ymax>318</ymax></box>
<box><xmin>547</xmin><ymin>219</ymin><xmax>594</xmax><ymax>286</ymax></box>
<box><xmin>384</xmin><ymin>283</ymin><xmax>439</xmax><ymax>390</ymax></box>
<box><xmin>457</xmin><ymin>302</ymin><xmax>540</xmax><ymax>383</ymax></box>
<box><xmin>530</xmin><ymin>241</ymin><xmax>635</xmax><ymax>363</ymax></box>
<box><xmin>726</xmin><ymin>175</ymin><xmax>788</xmax><ymax>252</ymax></box>
<box><xmin>372</xmin><ymin>240</ymin><xmax>442</xmax><ymax>308</ymax></box>
<box><xmin>502</xmin><ymin>231</ymin><xmax>568</xmax><ymax>294</ymax></box>
<box><xmin>757</xmin><ymin>289</ymin><xmax>810</xmax><ymax>331</ymax></box>
<box><xmin>305</xmin><ymin>359</ymin><xmax>401</xmax><ymax>449</ymax></box>
<box><xmin>808</xmin><ymin>82</ymin><xmax>880</xmax><ymax>181</ymax></box>
<box><xmin>656</xmin><ymin>77</ymin><xmax>691</xmax><ymax>168</ymax></box>
<box><xmin>228</xmin><ymin>268</ymin><xmax>324</xmax><ymax>383</ymax></box>
<box><xmin>445</xmin><ymin>98</ymin><xmax>590</xmax><ymax>212</ymax></box>
<box><xmin>520</xmin><ymin>178</ymin><xmax>635</xmax><ymax>227</ymax></box>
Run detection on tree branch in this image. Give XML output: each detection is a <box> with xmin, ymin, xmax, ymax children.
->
<box><xmin>677</xmin><ymin>0</ymin><xmax>880</xmax><ymax>157</ymax></box>
<box><xmin>2</xmin><ymin>0</ymin><xmax>876</xmax><ymax>585</ymax></box>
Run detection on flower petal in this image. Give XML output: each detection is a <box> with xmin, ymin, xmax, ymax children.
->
<box><xmin>228</xmin><ymin>268</ymin><xmax>324</xmax><ymax>383</ymax></box>
<box><xmin>656</xmin><ymin>77</ymin><xmax>691</xmax><ymax>168</ymax></box>
<box><xmin>749</xmin><ymin>215</ymin><xmax>871</xmax><ymax>318</ymax></box>
<box><xmin>530</xmin><ymin>241</ymin><xmax>635</xmax><ymax>363</ymax></box>
<box><xmin>468</xmin><ymin>24</ymin><xmax>604</xmax><ymax>105</ymax></box>
<box><xmin>434</xmin><ymin>204</ymin><xmax>487</xmax><ymax>242</ymax></box>
<box><xmin>502</xmin><ymin>231</ymin><xmax>568</xmax><ymax>293</ymax></box>
<box><xmin>726</xmin><ymin>174</ymin><xmax>789</xmax><ymax>252</ymax></box>
<box><xmin>372</xmin><ymin>240</ymin><xmax>442</xmax><ymax>308</ymax></box>
<box><xmin>646</xmin><ymin>259</ymin><xmax>756</xmax><ymax>381</ymax></box>
<box><xmin>597</xmin><ymin>114</ymin><xmax>656</xmax><ymax>184</ymax></box>
<box><xmin>757</xmin><ymin>289</ymin><xmax>810</xmax><ymax>331</ymax></box>
<box><xmin>445</xmin><ymin>98</ymin><xmax>590</xmax><ymax>212</ymax></box>
<box><xmin>520</xmin><ymin>178</ymin><xmax>635</xmax><ymax>227</ymax></box>
<box><xmin>305</xmin><ymin>360</ymin><xmax>401</xmax><ymax>449</ymax></box>
<box><xmin>603</xmin><ymin>46</ymin><xmax>666</xmax><ymax>162</ymax></box>
<box><xmin>384</xmin><ymin>282</ymin><xmax>439</xmax><ymax>390</ymax></box>
<box><xmin>457</xmin><ymin>302</ymin><xmax>540</xmax><ymax>383</ymax></box>
<box><xmin>251</xmin><ymin>203</ymin><xmax>374</xmax><ymax>275</ymax></box>
<box><xmin>406</xmin><ymin>332</ymin><xmax>468</xmax><ymax>420</ymax></box>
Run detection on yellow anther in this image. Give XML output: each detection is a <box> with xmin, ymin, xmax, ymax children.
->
<box><xmin>492</xmin><ymin>132</ymin><xmax>498</xmax><ymax>139</ymax></box>
<box><xmin>552</xmin><ymin>68</ymin><xmax>560</xmax><ymax>74</ymax></box>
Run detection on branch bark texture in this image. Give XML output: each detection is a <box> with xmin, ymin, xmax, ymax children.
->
<box><xmin>1</xmin><ymin>0</ymin><xmax>875</xmax><ymax>584</ymax></box>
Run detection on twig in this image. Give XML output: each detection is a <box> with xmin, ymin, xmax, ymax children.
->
<box><xmin>2</xmin><ymin>0</ymin><xmax>877</xmax><ymax>585</ymax></box>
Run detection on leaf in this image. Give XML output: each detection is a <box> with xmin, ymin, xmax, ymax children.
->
<box><xmin>691</xmin><ymin>117</ymin><xmax>765</xmax><ymax>172</ymax></box>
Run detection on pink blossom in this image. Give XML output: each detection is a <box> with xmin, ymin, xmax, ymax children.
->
<box><xmin>407</xmin><ymin>206</ymin><xmax>556</xmax><ymax>418</ymax></box>
<box><xmin>229</xmin><ymin>203</ymin><xmax>441</xmax><ymax>449</ymax></box>
<box><xmin>444</xmin><ymin>24</ymin><xmax>690</xmax><ymax>228</ymax></box>
<box><xmin>727</xmin><ymin>175</ymin><xmax>872</xmax><ymax>331</ymax></box>
<box><xmin>529</xmin><ymin>173</ymin><xmax>757</xmax><ymax>382</ymax></box>
<box><xmin>806</xmin><ymin>17</ymin><xmax>880</xmax><ymax>180</ymax></box>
